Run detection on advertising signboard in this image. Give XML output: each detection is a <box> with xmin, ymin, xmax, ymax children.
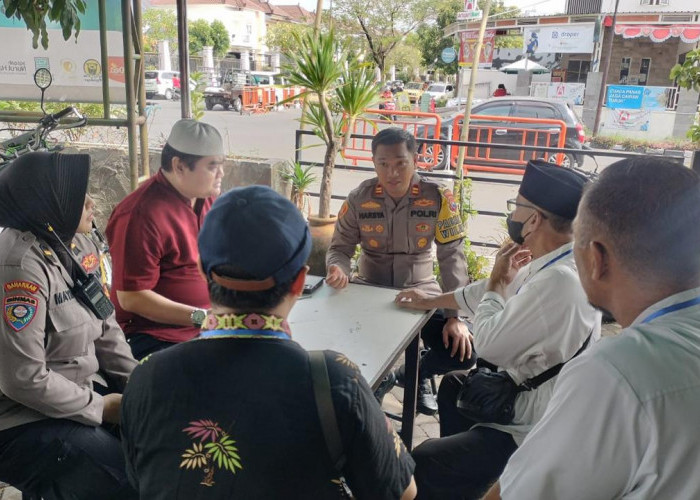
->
<box><xmin>523</xmin><ymin>24</ymin><xmax>595</xmax><ymax>54</ymax></box>
<box><xmin>459</xmin><ymin>29</ymin><xmax>496</xmax><ymax>68</ymax></box>
<box><xmin>606</xmin><ymin>85</ymin><xmax>668</xmax><ymax>110</ymax></box>
<box><xmin>0</xmin><ymin>1</ymin><xmax>126</xmax><ymax>103</ymax></box>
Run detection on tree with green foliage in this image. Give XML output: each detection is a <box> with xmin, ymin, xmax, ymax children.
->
<box><xmin>188</xmin><ymin>19</ymin><xmax>213</xmax><ymax>55</ymax></box>
<box><xmin>265</xmin><ymin>21</ymin><xmax>312</xmax><ymax>55</ymax></box>
<box><xmin>385</xmin><ymin>39</ymin><xmax>423</xmax><ymax>80</ymax></box>
<box><xmin>209</xmin><ymin>20</ymin><xmax>230</xmax><ymax>58</ymax></box>
<box><xmin>142</xmin><ymin>8</ymin><xmax>178</xmax><ymax>53</ymax></box>
<box><xmin>1</xmin><ymin>0</ymin><xmax>86</xmax><ymax>49</ymax></box>
<box><xmin>188</xmin><ymin>19</ymin><xmax>230</xmax><ymax>58</ymax></box>
<box><xmin>670</xmin><ymin>49</ymin><xmax>700</xmax><ymax>143</ymax></box>
<box><xmin>416</xmin><ymin>0</ymin><xmax>520</xmax><ymax>76</ymax></box>
<box><xmin>333</xmin><ymin>0</ymin><xmax>433</xmax><ymax>75</ymax></box>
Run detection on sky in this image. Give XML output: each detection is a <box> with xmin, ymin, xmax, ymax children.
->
<box><xmin>289</xmin><ymin>0</ymin><xmax>567</xmax><ymax>16</ymax></box>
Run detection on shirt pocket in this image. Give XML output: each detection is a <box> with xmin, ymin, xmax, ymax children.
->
<box><xmin>408</xmin><ymin>221</ymin><xmax>435</xmax><ymax>253</ymax></box>
<box><xmin>45</xmin><ymin>302</ymin><xmax>93</xmax><ymax>362</ymax></box>
<box><xmin>360</xmin><ymin>221</ymin><xmax>388</xmax><ymax>252</ymax></box>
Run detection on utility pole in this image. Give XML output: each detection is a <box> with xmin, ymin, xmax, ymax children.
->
<box><xmin>176</xmin><ymin>0</ymin><xmax>191</xmax><ymax>119</ymax></box>
<box><xmin>593</xmin><ymin>0</ymin><xmax>620</xmax><ymax>135</ymax></box>
<box><xmin>454</xmin><ymin>0</ymin><xmax>493</xmax><ymax>204</ymax></box>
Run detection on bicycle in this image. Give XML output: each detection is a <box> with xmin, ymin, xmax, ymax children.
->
<box><xmin>0</xmin><ymin>69</ymin><xmax>112</xmax><ymax>292</ymax></box>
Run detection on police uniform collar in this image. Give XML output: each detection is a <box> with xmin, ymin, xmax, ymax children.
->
<box><xmin>38</xmin><ymin>239</ymin><xmax>76</xmax><ymax>285</ymax></box>
<box><xmin>409</xmin><ymin>174</ymin><xmax>422</xmax><ymax>198</ymax></box>
<box><xmin>372</xmin><ymin>175</ymin><xmax>422</xmax><ymax>198</ymax></box>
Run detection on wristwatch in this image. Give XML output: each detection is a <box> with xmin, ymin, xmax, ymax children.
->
<box><xmin>190</xmin><ymin>308</ymin><xmax>207</xmax><ymax>327</ymax></box>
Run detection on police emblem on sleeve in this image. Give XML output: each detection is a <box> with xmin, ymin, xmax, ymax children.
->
<box><xmin>435</xmin><ymin>188</ymin><xmax>465</xmax><ymax>244</ymax></box>
<box><xmin>338</xmin><ymin>201</ymin><xmax>349</xmax><ymax>219</ymax></box>
<box><xmin>4</xmin><ymin>295</ymin><xmax>38</xmax><ymax>331</ymax></box>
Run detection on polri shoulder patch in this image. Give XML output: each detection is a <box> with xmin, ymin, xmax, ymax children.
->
<box><xmin>4</xmin><ymin>295</ymin><xmax>38</xmax><ymax>332</ymax></box>
<box><xmin>435</xmin><ymin>188</ymin><xmax>465</xmax><ymax>244</ymax></box>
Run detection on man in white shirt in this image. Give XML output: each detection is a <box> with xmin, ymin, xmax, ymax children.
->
<box><xmin>396</xmin><ymin>160</ymin><xmax>600</xmax><ymax>499</ymax></box>
<box><xmin>485</xmin><ymin>158</ymin><xmax>700</xmax><ymax>500</ymax></box>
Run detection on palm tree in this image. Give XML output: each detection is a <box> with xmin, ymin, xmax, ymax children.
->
<box><xmin>286</xmin><ymin>30</ymin><xmax>379</xmax><ymax>219</ymax></box>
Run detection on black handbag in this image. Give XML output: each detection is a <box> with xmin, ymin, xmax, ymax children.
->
<box><xmin>456</xmin><ymin>334</ymin><xmax>592</xmax><ymax>425</ymax></box>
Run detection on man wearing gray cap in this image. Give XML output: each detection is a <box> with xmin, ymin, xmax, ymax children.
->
<box><xmin>106</xmin><ymin>119</ymin><xmax>225</xmax><ymax>360</ymax></box>
<box><xmin>395</xmin><ymin>160</ymin><xmax>601</xmax><ymax>499</ymax></box>
<box><xmin>121</xmin><ymin>186</ymin><xmax>417</xmax><ymax>500</ymax></box>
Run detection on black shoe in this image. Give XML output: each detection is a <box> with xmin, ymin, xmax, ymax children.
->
<box><xmin>374</xmin><ymin>370</ymin><xmax>397</xmax><ymax>404</ymax></box>
<box><xmin>417</xmin><ymin>378</ymin><xmax>438</xmax><ymax>416</ymax></box>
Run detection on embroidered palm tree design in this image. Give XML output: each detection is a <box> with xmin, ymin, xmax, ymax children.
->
<box><xmin>180</xmin><ymin>419</ymin><xmax>242</xmax><ymax>486</ymax></box>
<box><xmin>334</xmin><ymin>354</ymin><xmax>359</xmax><ymax>372</ymax></box>
<box><xmin>385</xmin><ymin>416</ymin><xmax>404</xmax><ymax>458</ymax></box>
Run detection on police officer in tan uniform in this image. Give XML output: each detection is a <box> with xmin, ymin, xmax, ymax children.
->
<box><xmin>326</xmin><ymin>127</ymin><xmax>476</xmax><ymax>414</ymax></box>
<box><xmin>0</xmin><ymin>152</ymin><xmax>138</xmax><ymax>500</ymax></box>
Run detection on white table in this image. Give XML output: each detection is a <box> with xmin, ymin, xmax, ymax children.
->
<box><xmin>289</xmin><ymin>280</ymin><xmax>434</xmax><ymax>449</ymax></box>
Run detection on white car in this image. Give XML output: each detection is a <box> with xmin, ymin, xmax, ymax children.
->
<box><xmin>145</xmin><ymin>70</ymin><xmax>178</xmax><ymax>100</ymax></box>
<box><xmin>424</xmin><ymin>83</ymin><xmax>455</xmax><ymax>100</ymax></box>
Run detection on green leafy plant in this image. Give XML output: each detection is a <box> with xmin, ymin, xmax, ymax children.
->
<box><xmin>284</xmin><ymin>30</ymin><xmax>379</xmax><ymax>218</ymax></box>
<box><xmin>0</xmin><ymin>100</ymin><xmax>126</xmax><ymax>142</ymax></box>
<box><xmin>670</xmin><ymin>49</ymin><xmax>700</xmax><ymax>143</ymax></box>
<box><xmin>589</xmin><ymin>133</ymin><xmax>695</xmax><ymax>151</ymax></box>
<box><xmin>190</xmin><ymin>72</ymin><xmax>207</xmax><ymax>121</ymax></box>
<box><xmin>281</xmin><ymin>161</ymin><xmax>318</xmax><ymax>216</ymax></box>
<box><xmin>2</xmin><ymin>0</ymin><xmax>86</xmax><ymax>49</ymax></box>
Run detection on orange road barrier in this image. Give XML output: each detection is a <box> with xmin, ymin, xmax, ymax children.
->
<box><xmin>341</xmin><ymin>109</ymin><xmax>444</xmax><ymax>170</ymax></box>
<box><xmin>449</xmin><ymin>114</ymin><xmax>568</xmax><ymax>175</ymax></box>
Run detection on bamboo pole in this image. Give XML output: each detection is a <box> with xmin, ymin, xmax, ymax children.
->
<box><xmin>454</xmin><ymin>0</ymin><xmax>493</xmax><ymax>208</ymax></box>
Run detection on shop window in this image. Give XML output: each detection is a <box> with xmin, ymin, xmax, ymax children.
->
<box><xmin>639</xmin><ymin>58</ymin><xmax>651</xmax><ymax>86</ymax></box>
<box><xmin>619</xmin><ymin>57</ymin><xmax>631</xmax><ymax>84</ymax></box>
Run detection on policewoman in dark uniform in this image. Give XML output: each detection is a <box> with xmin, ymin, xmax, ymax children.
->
<box><xmin>0</xmin><ymin>152</ymin><xmax>138</xmax><ymax>500</ymax></box>
<box><xmin>326</xmin><ymin>128</ymin><xmax>476</xmax><ymax>414</ymax></box>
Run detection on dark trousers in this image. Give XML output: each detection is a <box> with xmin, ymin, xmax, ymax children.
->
<box><xmin>419</xmin><ymin>311</ymin><xmax>477</xmax><ymax>380</ymax></box>
<box><xmin>127</xmin><ymin>332</ymin><xmax>176</xmax><ymax>361</ymax></box>
<box><xmin>0</xmin><ymin>419</ymin><xmax>137</xmax><ymax>500</ymax></box>
<box><xmin>412</xmin><ymin>371</ymin><xmax>518</xmax><ymax>500</ymax></box>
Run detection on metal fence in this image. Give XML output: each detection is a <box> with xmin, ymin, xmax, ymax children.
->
<box><xmin>294</xmin><ymin>129</ymin><xmax>683</xmax><ymax>250</ymax></box>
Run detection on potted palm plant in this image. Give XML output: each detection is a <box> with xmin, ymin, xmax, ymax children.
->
<box><xmin>281</xmin><ymin>161</ymin><xmax>317</xmax><ymax>219</ymax></box>
<box><xmin>285</xmin><ymin>30</ymin><xmax>379</xmax><ymax>273</ymax></box>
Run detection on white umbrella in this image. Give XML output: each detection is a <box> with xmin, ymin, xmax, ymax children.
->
<box><xmin>500</xmin><ymin>58</ymin><xmax>549</xmax><ymax>74</ymax></box>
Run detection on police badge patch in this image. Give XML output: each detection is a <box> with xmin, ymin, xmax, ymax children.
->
<box><xmin>81</xmin><ymin>253</ymin><xmax>99</xmax><ymax>273</ymax></box>
<box><xmin>4</xmin><ymin>295</ymin><xmax>38</xmax><ymax>331</ymax></box>
<box><xmin>338</xmin><ymin>202</ymin><xmax>349</xmax><ymax>219</ymax></box>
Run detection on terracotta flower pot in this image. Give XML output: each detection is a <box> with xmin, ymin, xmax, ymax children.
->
<box><xmin>307</xmin><ymin>214</ymin><xmax>337</xmax><ymax>277</ymax></box>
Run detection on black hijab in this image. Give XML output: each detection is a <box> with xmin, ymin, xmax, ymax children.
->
<box><xmin>0</xmin><ymin>152</ymin><xmax>90</xmax><ymax>280</ymax></box>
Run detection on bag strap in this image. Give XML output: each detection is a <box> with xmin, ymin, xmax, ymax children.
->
<box><xmin>520</xmin><ymin>332</ymin><xmax>593</xmax><ymax>391</ymax></box>
<box><xmin>309</xmin><ymin>350</ymin><xmax>347</xmax><ymax>472</ymax></box>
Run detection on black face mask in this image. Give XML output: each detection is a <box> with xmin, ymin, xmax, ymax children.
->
<box><xmin>506</xmin><ymin>212</ymin><xmax>534</xmax><ymax>245</ymax></box>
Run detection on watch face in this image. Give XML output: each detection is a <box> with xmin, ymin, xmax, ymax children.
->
<box><xmin>193</xmin><ymin>309</ymin><xmax>207</xmax><ymax>326</ymax></box>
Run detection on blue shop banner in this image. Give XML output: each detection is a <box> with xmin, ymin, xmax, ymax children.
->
<box><xmin>606</xmin><ymin>85</ymin><xmax>667</xmax><ymax>110</ymax></box>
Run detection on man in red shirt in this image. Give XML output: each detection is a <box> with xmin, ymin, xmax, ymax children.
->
<box><xmin>106</xmin><ymin>119</ymin><xmax>225</xmax><ymax>359</ymax></box>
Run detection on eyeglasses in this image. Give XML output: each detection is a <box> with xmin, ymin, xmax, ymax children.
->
<box><xmin>507</xmin><ymin>199</ymin><xmax>548</xmax><ymax>219</ymax></box>
<box><xmin>507</xmin><ymin>199</ymin><xmax>538</xmax><ymax>212</ymax></box>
